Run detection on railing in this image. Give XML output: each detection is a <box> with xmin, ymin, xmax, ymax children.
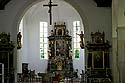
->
<box><xmin>17</xmin><ymin>73</ymin><xmax>42</xmax><ymax>82</ymax></box>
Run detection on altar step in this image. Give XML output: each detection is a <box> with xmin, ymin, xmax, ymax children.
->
<box><xmin>17</xmin><ymin>76</ymin><xmax>82</xmax><ymax>83</ymax></box>
<box><xmin>16</xmin><ymin>78</ymin><xmax>81</xmax><ymax>83</ymax></box>
<box><xmin>15</xmin><ymin>80</ymin><xmax>81</xmax><ymax>83</ymax></box>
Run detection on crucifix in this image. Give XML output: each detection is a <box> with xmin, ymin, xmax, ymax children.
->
<box><xmin>43</xmin><ymin>0</ymin><xmax>58</xmax><ymax>25</ymax></box>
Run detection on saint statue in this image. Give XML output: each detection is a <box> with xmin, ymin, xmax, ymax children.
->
<box><xmin>76</xmin><ymin>31</ymin><xmax>84</xmax><ymax>49</ymax></box>
<box><xmin>17</xmin><ymin>32</ymin><xmax>22</xmax><ymax>49</ymax></box>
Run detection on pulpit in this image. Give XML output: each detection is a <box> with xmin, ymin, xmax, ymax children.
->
<box><xmin>86</xmin><ymin>31</ymin><xmax>112</xmax><ymax>83</ymax></box>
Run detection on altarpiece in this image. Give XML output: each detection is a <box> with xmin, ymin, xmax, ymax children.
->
<box><xmin>86</xmin><ymin>31</ymin><xmax>112</xmax><ymax>83</ymax></box>
<box><xmin>0</xmin><ymin>32</ymin><xmax>15</xmax><ymax>83</ymax></box>
<box><xmin>47</xmin><ymin>22</ymin><xmax>73</xmax><ymax>77</ymax></box>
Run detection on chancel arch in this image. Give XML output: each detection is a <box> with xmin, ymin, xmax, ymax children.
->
<box><xmin>16</xmin><ymin>0</ymin><xmax>89</xmax><ymax>81</ymax></box>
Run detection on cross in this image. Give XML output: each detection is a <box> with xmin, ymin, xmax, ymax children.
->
<box><xmin>43</xmin><ymin>0</ymin><xmax>58</xmax><ymax>25</ymax></box>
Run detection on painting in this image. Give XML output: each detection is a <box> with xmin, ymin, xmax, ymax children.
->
<box><xmin>56</xmin><ymin>40</ymin><xmax>65</xmax><ymax>56</ymax></box>
<box><xmin>93</xmin><ymin>51</ymin><xmax>104</xmax><ymax>69</ymax></box>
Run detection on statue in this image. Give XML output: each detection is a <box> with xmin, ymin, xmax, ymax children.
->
<box><xmin>17</xmin><ymin>32</ymin><xmax>22</xmax><ymax>49</ymax></box>
<box><xmin>80</xmin><ymin>70</ymin><xmax>85</xmax><ymax>82</ymax></box>
<box><xmin>76</xmin><ymin>31</ymin><xmax>84</xmax><ymax>49</ymax></box>
<box><xmin>73</xmin><ymin>69</ymin><xmax>78</xmax><ymax>78</ymax></box>
<box><xmin>51</xmin><ymin>30</ymin><xmax>54</xmax><ymax>35</ymax></box>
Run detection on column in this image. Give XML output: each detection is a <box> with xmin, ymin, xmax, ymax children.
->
<box><xmin>117</xmin><ymin>27</ymin><xmax>125</xmax><ymax>83</ymax></box>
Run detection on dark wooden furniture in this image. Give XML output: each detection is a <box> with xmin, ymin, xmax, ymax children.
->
<box><xmin>22</xmin><ymin>63</ymin><xmax>28</xmax><ymax>74</ymax></box>
<box><xmin>86</xmin><ymin>31</ymin><xmax>112</xmax><ymax>83</ymax></box>
<box><xmin>0</xmin><ymin>32</ymin><xmax>15</xmax><ymax>83</ymax></box>
<box><xmin>22</xmin><ymin>63</ymin><xmax>29</xmax><ymax>81</ymax></box>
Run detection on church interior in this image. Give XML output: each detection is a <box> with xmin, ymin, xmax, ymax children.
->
<box><xmin>0</xmin><ymin>0</ymin><xmax>125</xmax><ymax>83</ymax></box>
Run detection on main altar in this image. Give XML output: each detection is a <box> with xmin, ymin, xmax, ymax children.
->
<box><xmin>47</xmin><ymin>22</ymin><xmax>73</xmax><ymax>78</ymax></box>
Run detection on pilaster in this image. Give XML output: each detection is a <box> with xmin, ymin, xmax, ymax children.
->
<box><xmin>117</xmin><ymin>27</ymin><xmax>125</xmax><ymax>83</ymax></box>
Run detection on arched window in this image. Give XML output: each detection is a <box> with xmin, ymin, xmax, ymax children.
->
<box><xmin>40</xmin><ymin>22</ymin><xmax>48</xmax><ymax>59</ymax></box>
<box><xmin>73</xmin><ymin>21</ymin><xmax>84</xmax><ymax>59</ymax></box>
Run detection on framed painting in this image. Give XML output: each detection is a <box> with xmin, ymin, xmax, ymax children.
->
<box><xmin>56</xmin><ymin>40</ymin><xmax>65</xmax><ymax>56</ymax></box>
<box><xmin>93</xmin><ymin>51</ymin><xmax>104</xmax><ymax>69</ymax></box>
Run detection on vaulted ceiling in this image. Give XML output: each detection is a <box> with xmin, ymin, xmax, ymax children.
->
<box><xmin>0</xmin><ymin>0</ymin><xmax>112</xmax><ymax>10</ymax></box>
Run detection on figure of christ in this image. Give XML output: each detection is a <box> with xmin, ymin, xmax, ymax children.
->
<box><xmin>43</xmin><ymin>0</ymin><xmax>58</xmax><ymax>25</ymax></box>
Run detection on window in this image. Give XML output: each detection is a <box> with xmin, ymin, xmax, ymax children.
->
<box><xmin>40</xmin><ymin>22</ymin><xmax>48</xmax><ymax>59</ymax></box>
<box><xmin>73</xmin><ymin>21</ymin><xmax>83</xmax><ymax>59</ymax></box>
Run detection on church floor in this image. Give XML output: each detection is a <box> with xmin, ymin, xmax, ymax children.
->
<box><xmin>15</xmin><ymin>82</ymin><xmax>81</xmax><ymax>83</ymax></box>
<box><xmin>15</xmin><ymin>82</ymin><xmax>42</xmax><ymax>83</ymax></box>
<box><xmin>15</xmin><ymin>80</ymin><xmax>82</xmax><ymax>83</ymax></box>
<box><xmin>15</xmin><ymin>78</ymin><xmax>82</xmax><ymax>83</ymax></box>
<box><xmin>15</xmin><ymin>82</ymin><xmax>83</xmax><ymax>83</ymax></box>
<box><xmin>16</xmin><ymin>75</ymin><xmax>82</xmax><ymax>83</ymax></box>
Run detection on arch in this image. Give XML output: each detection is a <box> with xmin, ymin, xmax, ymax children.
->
<box><xmin>12</xmin><ymin>0</ymin><xmax>89</xmax><ymax>81</ymax></box>
<box><xmin>13</xmin><ymin>0</ymin><xmax>89</xmax><ymax>40</ymax></box>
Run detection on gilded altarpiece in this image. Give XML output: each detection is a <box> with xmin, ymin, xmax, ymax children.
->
<box><xmin>47</xmin><ymin>23</ymin><xmax>73</xmax><ymax>75</ymax></box>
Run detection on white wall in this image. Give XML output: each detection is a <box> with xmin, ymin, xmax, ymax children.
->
<box><xmin>0</xmin><ymin>0</ymin><xmax>112</xmax><ymax>42</ymax></box>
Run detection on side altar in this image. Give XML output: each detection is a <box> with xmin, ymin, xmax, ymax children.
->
<box><xmin>0</xmin><ymin>32</ymin><xmax>15</xmax><ymax>83</ymax></box>
<box><xmin>47</xmin><ymin>22</ymin><xmax>73</xmax><ymax>77</ymax></box>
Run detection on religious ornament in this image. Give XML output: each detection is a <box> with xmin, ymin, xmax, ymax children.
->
<box><xmin>43</xmin><ymin>0</ymin><xmax>58</xmax><ymax>25</ymax></box>
<box><xmin>17</xmin><ymin>32</ymin><xmax>22</xmax><ymax>49</ymax></box>
<box><xmin>57</xmin><ymin>59</ymin><xmax>62</xmax><ymax>70</ymax></box>
<box><xmin>76</xmin><ymin>31</ymin><xmax>85</xmax><ymax>49</ymax></box>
